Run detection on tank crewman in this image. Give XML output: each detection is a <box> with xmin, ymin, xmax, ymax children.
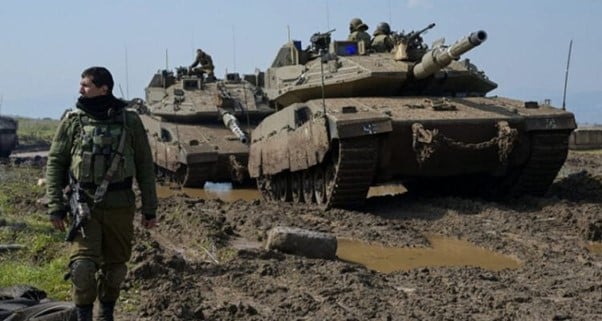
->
<box><xmin>371</xmin><ymin>22</ymin><xmax>395</xmax><ymax>53</ymax></box>
<box><xmin>189</xmin><ymin>48</ymin><xmax>216</xmax><ymax>80</ymax></box>
<box><xmin>347</xmin><ymin>18</ymin><xmax>371</xmax><ymax>49</ymax></box>
<box><xmin>46</xmin><ymin>66</ymin><xmax>157</xmax><ymax>321</ymax></box>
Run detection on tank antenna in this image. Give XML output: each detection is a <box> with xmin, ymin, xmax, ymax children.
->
<box><xmin>388</xmin><ymin>0</ymin><xmax>392</xmax><ymax>24</ymax></box>
<box><xmin>562</xmin><ymin>39</ymin><xmax>572</xmax><ymax>111</ymax></box>
<box><xmin>325</xmin><ymin>0</ymin><xmax>330</xmax><ymax>29</ymax></box>
<box><xmin>287</xmin><ymin>25</ymin><xmax>294</xmax><ymax>64</ymax></box>
<box><xmin>118</xmin><ymin>84</ymin><xmax>125</xmax><ymax>99</ymax></box>
<box><xmin>165</xmin><ymin>49</ymin><xmax>169</xmax><ymax>71</ymax></box>
<box><xmin>232</xmin><ymin>25</ymin><xmax>237</xmax><ymax>71</ymax></box>
<box><xmin>125</xmin><ymin>46</ymin><xmax>130</xmax><ymax>99</ymax></box>
<box><xmin>320</xmin><ymin>53</ymin><xmax>326</xmax><ymax>114</ymax></box>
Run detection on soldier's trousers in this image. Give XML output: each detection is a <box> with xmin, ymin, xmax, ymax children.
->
<box><xmin>69</xmin><ymin>205</ymin><xmax>135</xmax><ymax>306</ymax></box>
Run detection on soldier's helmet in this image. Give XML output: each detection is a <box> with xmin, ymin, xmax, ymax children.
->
<box><xmin>349</xmin><ymin>18</ymin><xmax>369</xmax><ymax>32</ymax></box>
<box><xmin>375</xmin><ymin>22</ymin><xmax>391</xmax><ymax>35</ymax></box>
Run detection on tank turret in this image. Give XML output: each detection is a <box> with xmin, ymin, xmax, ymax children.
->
<box><xmin>249</xmin><ymin>25</ymin><xmax>576</xmax><ymax>209</ymax></box>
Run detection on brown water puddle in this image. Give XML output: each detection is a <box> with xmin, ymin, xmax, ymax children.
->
<box><xmin>587</xmin><ymin>242</ymin><xmax>602</xmax><ymax>255</ymax></box>
<box><xmin>156</xmin><ymin>183</ymin><xmax>260</xmax><ymax>202</ymax></box>
<box><xmin>156</xmin><ymin>183</ymin><xmax>406</xmax><ymax>202</ymax></box>
<box><xmin>337</xmin><ymin>235</ymin><xmax>522</xmax><ymax>273</ymax></box>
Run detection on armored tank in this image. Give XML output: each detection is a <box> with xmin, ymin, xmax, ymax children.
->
<box><xmin>0</xmin><ymin>115</ymin><xmax>18</xmax><ymax>158</ymax></box>
<box><xmin>248</xmin><ymin>25</ymin><xmax>576</xmax><ymax>208</ymax></box>
<box><xmin>140</xmin><ymin>67</ymin><xmax>273</xmax><ymax>187</ymax></box>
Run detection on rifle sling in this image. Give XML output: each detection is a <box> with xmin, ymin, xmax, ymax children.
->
<box><xmin>93</xmin><ymin>111</ymin><xmax>128</xmax><ymax>204</ymax></box>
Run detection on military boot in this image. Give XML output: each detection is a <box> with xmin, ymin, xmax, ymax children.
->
<box><xmin>98</xmin><ymin>300</ymin><xmax>116</xmax><ymax>321</ymax></box>
<box><xmin>75</xmin><ymin>304</ymin><xmax>93</xmax><ymax>321</ymax></box>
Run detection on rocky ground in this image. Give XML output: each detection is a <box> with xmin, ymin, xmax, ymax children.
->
<box><xmin>111</xmin><ymin>150</ymin><xmax>602</xmax><ymax>321</ymax></box>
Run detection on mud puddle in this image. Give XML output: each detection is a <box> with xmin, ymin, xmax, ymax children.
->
<box><xmin>156</xmin><ymin>182</ymin><xmax>260</xmax><ymax>202</ymax></box>
<box><xmin>337</xmin><ymin>234</ymin><xmax>522</xmax><ymax>273</ymax></box>
<box><xmin>587</xmin><ymin>242</ymin><xmax>602</xmax><ymax>255</ymax></box>
<box><xmin>155</xmin><ymin>182</ymin><xmax>407</xmax><ymax>203</ymax></box>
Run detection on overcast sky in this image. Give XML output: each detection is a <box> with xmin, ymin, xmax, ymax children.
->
<box><xmin>1</xmin><ymin>0</ymin><xmax>600</xmax><ymax>124</ymax></box>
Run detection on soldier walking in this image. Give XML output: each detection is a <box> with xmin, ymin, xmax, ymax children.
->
<box><xmin>46</xmin><ymin>66</ymin><xmax>158</xmax><ymax>321</ymax></box>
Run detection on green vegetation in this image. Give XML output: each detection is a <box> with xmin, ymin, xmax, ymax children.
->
<box><xmin>15</xmin><ymin>117</ymin><xmax>60</xmax><ymax>147</ymax></box>
<box><xmin>0</xmin><ymin>164</ymin><xmax>71</xmax><ymax>300</ymax></box>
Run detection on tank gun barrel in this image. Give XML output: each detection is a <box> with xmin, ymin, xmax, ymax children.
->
<box><xmin>219</xmin><ymin>108</ymin><xmax>249</xmax><ymax>144</ymax></box>
<box><xmin>413</xmin><ymin>30</ymin><xmax>487</xmax><ymax>80</ymax></box>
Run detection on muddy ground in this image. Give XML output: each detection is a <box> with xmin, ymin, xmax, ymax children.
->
<box><xmin>108</xmin><ymin>150</ymin><xmax>600</xmax><ymax>321</ymax></box>
<box><xmin>5</xmin><ymin>149</ymin><xmax>600</xmax><ymax>320</ymax></box>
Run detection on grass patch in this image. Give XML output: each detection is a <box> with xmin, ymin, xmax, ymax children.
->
<box><xmin>14</xmin><ymin>117</ymin><xmax>59</xmax><ymax>148</ymax></box>
<box><xmin>0</xmin><ymin>164</ymin><xmax>71</xmax><ymax>300</ymax></box>
<box><xmin>0</xmin><ymin>257</ymin><xmax>71</xmax><ymax>300</ymax></box>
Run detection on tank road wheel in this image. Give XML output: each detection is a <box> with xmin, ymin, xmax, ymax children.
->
<box><xmin>274</xmin><ymin>173</ymin><xmax>291</xmax><ymax>202</ymax></box>
<box><xmin>302</xmin><ymin>170</ymin><xmax>314</xmax><ymax>204</ymax></box>
<box><xmin>314</xmin><ymin>166</ymin><xmax>326</xmax><ymax>206</ymax></box>
<box><xmin>324</xmin><ymin>162</ymin><xmax>337</xmax><ymax>204</ymax></box>
<box><xmin>271</xmin><ymin>175</ymin><xmax>282</xmax><ymax>200</ymax></box>
<box><xmin>281</xmin><ymin>174</ymin><xmax>292</xmax><ymax>202</ymax></box>
<box><xmin>257</xmin><ymin>176</ymin><xmax>274</xmax><ymax>203</ymax></box>
<box><xmin>290</xmin><ymin>172</ymin><xmax>303</xmax><ymax>204</ymax></box>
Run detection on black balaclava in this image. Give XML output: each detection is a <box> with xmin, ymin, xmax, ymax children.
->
<box><xmin>76</xmin><ymin>94</ymin><xmax>127</xmax><ymax>120</ymax></box>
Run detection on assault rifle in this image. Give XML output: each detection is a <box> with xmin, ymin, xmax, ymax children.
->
<box><xmin>65</xmin><ymin>181</ymin><xmax>91</xmax><ymax>242</ymax></box>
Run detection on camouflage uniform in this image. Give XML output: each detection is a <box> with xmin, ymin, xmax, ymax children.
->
<box><xmin>347</xmin><ymin>18</ymin><xmax>371</xmax><ymax>50</ymax></box>
<box><xmin>46</xmin><ymin>97</ymin><xmax>157</xmax><ymax>309</ymax></box>
<box><xmin>371</xmin><ymin>22</ymin><xmax>395</xmax><ymax>53</ymax></box>
<box><xmin>189</xmin><ymin>49</ymin><xmax>215</xmax><ymax>79</ymax></box>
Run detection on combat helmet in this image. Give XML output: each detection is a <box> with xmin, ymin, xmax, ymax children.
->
<box><xmin>349</xmin><ymin>18</ymin><xmax>369</xmax><ymax>32</ymax></box>
<box><xmin>374</xmin><ymin>22</ymin><xmax>391</xmax><ymax>36</ymax></box>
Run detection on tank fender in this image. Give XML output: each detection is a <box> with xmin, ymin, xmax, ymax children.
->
<box><xmin>249</xmin><ymin>116</ymin><xmax>329</xmax><ymax>177</ymax></box>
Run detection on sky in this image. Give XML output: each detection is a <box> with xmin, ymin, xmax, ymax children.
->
<box><xmin>1</xmin><ymin>0</ymin><xmax>600</xmax><ymax>124</ymax></box>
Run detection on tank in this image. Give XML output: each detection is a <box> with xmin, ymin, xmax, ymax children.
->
<box><xmin>138</xmin><ymin>67</ymin><xmax>274</xmax><ymax>187</ymax></box>
<box><xmin>248</xmin><ymin>25</ymin><xmax>577</xmax><ymax>208</ymax></box>
<box><xmin>0</xmin><ymin>115</ymin><xmax>18</xmax><ymax>158</ymax></box>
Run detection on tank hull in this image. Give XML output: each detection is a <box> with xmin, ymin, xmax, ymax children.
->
<box><xmin>140</xmin><ymin>113</ymin><xmax>251</xmax><ymax>187</ymax></box>
<box><xmin>249</xmin><ymin>96</ymin><xmax>576</xmax><ymax>208</ymax></box>
<box><xmin>0</xmin><ymin>116</ymin><xmax>18</xmax><ymax>158</ymax></box>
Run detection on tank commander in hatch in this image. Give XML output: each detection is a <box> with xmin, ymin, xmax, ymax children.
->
<box><xmin>347</xmin><ymin>17</ymin><xmax>371</xmax><ymax>50</ymax></box>
<box><xmin>189</xmin><ymin>48</ymin><xmax>216</xmax><ymax>81</ymax></box>
<box><xmin>371</xmin><ymin>22</ymin><xmax>395</xmax><ymax>53</ymax></box>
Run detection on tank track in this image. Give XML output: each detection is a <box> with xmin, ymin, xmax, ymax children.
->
<box><xmin>326</xmin><ymin>136</ymin><xmax>379</xmax><ymax>208</ymax></box>
<box><xmin>505</xmin><ymin>130</ymin><xmax>571</xmax><ymax>196</ymax></box>
<box><xmin>259</xmin><ymin>135</ymin><xmax>379</xmax><ymax>209</ymax></box>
